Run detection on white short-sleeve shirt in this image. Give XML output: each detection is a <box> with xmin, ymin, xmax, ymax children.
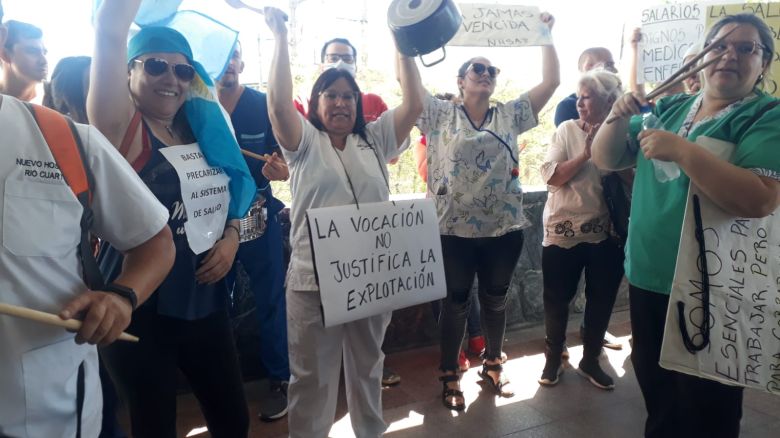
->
<box><xmin>0</xmin><ymin>96</ymin><xmax>168</xmax><ymax>438</ymax></box>
<box><xmin>417</xmin><ymin>93</ymin><xmax>537</xmax><ymax>238</ymax></box>
<box><xmin>282</xmin><ymin>110</ymin><xmax>400</xmax><ymax>291</ymax></box>
<box><xmin>540</xmin><ymin>120</ymin><xmax>610</xmax><ymax>248</ymax></box>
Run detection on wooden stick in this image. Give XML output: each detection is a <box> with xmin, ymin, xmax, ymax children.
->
<box><xmin>604</xmin><ymin>57</ymin><xmax>719</xmax><ymax>125</ymax></box>
<box><xmin>604</xmin><ymin>27</ymin><xmax>738</xmax><ymax>125</ymax></box>
<box><xmin>647</xmin><ymin>26</ymin><xmax>737</xmax><ymax>96</ymax></box>
<box><xmin>646</xmin><ymin>57</ymin><xmax>719</xmax><ymax>101</ymax></box>
<box><xmin>0</xmin><ymin>302</ymin><xmax>139</xmax><ymax>342</ymax></box>
<box><xmin>241</xmin><ymin>149</ymin><xmax>269</xmax><ymax>162</ymax></box>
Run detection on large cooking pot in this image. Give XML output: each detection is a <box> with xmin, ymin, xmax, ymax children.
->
<box><xmin>388</xmin><ymin>0</ymin><xmax>462</xmax><ymax>67</ymax></box>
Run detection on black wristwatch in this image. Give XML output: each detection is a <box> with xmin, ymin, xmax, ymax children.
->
<box><xmin>104</xmin><ymin>283</ymin><xmax>138</xmax><ymax>310</ymax></box>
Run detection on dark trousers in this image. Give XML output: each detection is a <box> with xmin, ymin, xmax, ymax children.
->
<box><xmin>542</xmin><ymin>239</ymin><xmax>624</xmax><ymax>357</ymax></box>
<box><xmin>227</xmin><ymin>213</ymin><xmax>290</xmax><ymax>381</ymax></box>
<box><xmin>630</xmin><ymin>285</ymin><xmax>744</xmax><ymax>438</ymax></box>
<box><xmin>439</xmin><ymin>230</ymin><xmax>524</xmax><ymax>371</ymax></box>
<box><xmin>102</xmin><ymin>306</ymin><xmax>249</xmax><ymax>438</ymax></box>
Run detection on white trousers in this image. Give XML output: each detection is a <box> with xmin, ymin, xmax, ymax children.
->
<box><xmin>286</xmin><ymin>289</ymin><xmax>390</xmax><ymax>438</ymax></box>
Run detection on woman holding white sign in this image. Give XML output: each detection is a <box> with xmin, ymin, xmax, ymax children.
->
<box><xmin>87</xmin><ymin>0</ymin><xmax>255</xmax><ymax>436</ymax></box>
<box><xmin>592</xmin><ymin>13</ymin><xmax>780</xmax><ymax>438</ymax></box>
<box><xmin>417</xmin><ymin>13</ymin><xmax>559</xmax><ymax>410</ymax></box>
<box><xmin>263</xmin><ymin>6</ymin><xmax>423</xmax><ymax>438</ymax></box>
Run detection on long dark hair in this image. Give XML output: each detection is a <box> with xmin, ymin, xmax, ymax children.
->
<box><xmin>43</xmin><ymin>56</ymin><xmax>91</xmax><ymax>123</ymax></box>
<box><xmin>307</xmin><ymin>68</ymin><xmax>369</xmax><ymax>142</ymax></box>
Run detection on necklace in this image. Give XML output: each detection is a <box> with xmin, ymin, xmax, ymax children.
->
<box><xmin>164</xmin><ymin>124</ymin><xmax>175</xmax><ymax>138</ymax></box>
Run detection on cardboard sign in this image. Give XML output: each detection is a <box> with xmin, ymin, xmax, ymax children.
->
<box><xmin>160</xmin><ymin>144</ymin><xmax>231</xmax><ymax>254</ymax></box>
<box><xmin>637</xmin><ymin>2</ymin><xmax>706</xmax><ymax>84</ymax></box>
<box><xmin>660</xmin><ymin>136</ymin><xmax>780</xmax><ymax>396</ymax></box>
<box><xmin>637</xmin><ymin>2</ymin><xmax>780</xmax><ymax>97</ymax></box>
<box><xmin>306</xmin><ymin>199</ymin><xmax>446</xmax><ymax>327</ymax></box>
<box><xmin>448</xmin><ymin>4</ymin><xmax>552</xmax><ymax>47</ymax></box>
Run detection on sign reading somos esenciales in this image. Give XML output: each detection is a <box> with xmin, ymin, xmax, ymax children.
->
<box><xmin>306</xmin><ymin>199</ymin><xmax>446</xmax><ymax>327</ymax></box>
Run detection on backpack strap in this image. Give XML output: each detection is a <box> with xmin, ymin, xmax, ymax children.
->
<box><xmin>24</xmin><ymin>103</ymin><xmax>106</xmax><ymax>291</ymax></box>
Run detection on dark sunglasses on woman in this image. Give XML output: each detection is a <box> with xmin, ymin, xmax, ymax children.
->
<box><xmin>134</xmin><ymin>58</ymin><xmax>196</xmax><ymax>82</ymax></box>
<box><xmin>469</xmin><ymin>62</ymin><xmax>501</xmax><ymax>78</ymax></box>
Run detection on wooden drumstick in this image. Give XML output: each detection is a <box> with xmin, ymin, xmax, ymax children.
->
<box><xmin>241</xmin><ymin>149</ymin><xmax>270</xmax><ymax>162</ymax></box>
<box><xmin>0</xmin><ymin>302</ymin><xmax>139</xmax><ymax>342</ymax></box>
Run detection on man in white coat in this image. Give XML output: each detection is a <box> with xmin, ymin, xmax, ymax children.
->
<box><xmin>0</xmin><ymin>2</ymin><xmax>176</xmax><ymax>436</ymax></box>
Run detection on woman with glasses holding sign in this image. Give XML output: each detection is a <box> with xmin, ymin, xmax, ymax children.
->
<box><xmin>88</xmin><ymin>0</ymin><xmax>255</xmax><ymax>436</ymax></box>
<box><xmin>263</xmin><ymin>6</ymin><xmax>423</xmax><ymax>438</ymax></box>
<box><xmin>592</xmin><ymin>13</ymin><xmax>780</xmax><ymax>438</ymax></box>
<box><xmin>417</xmin><ymin>13</ymin><xmax>559</xmax><ymax>411</ymax></box>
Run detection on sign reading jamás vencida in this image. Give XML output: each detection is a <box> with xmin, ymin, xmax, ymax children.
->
<box><xmin>306</xmin><ymin>199</ymin><xmax>446</xmax><ymax>327</ymax></box>
<box><xmin>448</xmin><ymin>4</ymin><xmax>552</xmax><ymax>47</ymax></box>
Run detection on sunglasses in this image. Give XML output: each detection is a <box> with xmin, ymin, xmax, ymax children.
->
<box><xmin>468</xmin><ymin>62</ymin><xmax>500</xmax><ymax>78</ymax></box>
<box><xmin>134</xmin><ymin>58</ymin><xmax>196</xmax><ymax>82</ymax></box>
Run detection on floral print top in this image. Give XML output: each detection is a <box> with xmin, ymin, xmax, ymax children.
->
<box><xmin>417</xmin><ymin>93</ymin><xmax>537</xmax><ymax>238</ymax></box>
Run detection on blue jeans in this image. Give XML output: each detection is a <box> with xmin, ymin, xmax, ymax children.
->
<box><xmin>228</xmin><ymin>213</ymin><xmax>290</xmax><ymax>381</ymax></box>
<box><xmin>438</xmin><ymin>231</ymin><xmax>524</xmax><ymax>372</ymax></box>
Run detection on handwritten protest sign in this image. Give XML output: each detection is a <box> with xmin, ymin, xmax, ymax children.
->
<box><xmin>160</xmin><ymin>144</ymin><xmax>230</xmax><ymax>254</ymax></box>
<box><xmin>637</xmin><ymin>2</ymin><xmax>706</xmax><ymax>84</ymax></box>
<box><xmin>448</xmin><ymin>4</ymin><xmax>552</xmax><ymax>47</ymax></box>
<box><xmin>306</xmin><ymin>199</ymin><xmax>446</xmax><ymax>327</ymax></box>
<box><xmin>637</xmin><ymin>2</ymin><xmax>780</xmax><ymax>97</ymax></box>
<box><xmin>660</xmin><ymin>137</ymin><xmax>780</xmax><ymax>396</ymax></box>
<box><xmin>707</xmin><ymin>2</ymin><xmax>780</xmax><ymax>96</ymax></box>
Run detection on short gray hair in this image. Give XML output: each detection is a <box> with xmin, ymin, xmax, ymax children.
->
<box><xmin>578</xmin><ymin>69</ymin><xmax>623</xmax><ymax>105</ymax></box>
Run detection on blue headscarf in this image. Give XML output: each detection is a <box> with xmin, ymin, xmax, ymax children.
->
<box><xmin>127</xmin><ymin>26</ymin><xmax>254</xmax><ymax>219</ymax></box>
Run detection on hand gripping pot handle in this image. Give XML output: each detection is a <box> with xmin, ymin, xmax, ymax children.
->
<box><xmin>387</xmin><ymin>0</ymin><xmax>462</xmax><ymax>67</ymax></box>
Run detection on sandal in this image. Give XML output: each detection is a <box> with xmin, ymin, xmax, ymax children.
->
<box><xmin>438</xmin><ymin>374</ymin><xmax>465</xmax><ymax>411</ymax></box>
<box><xmin>478</xmin><ymin>362</ymin><xmax>514</xmax><ymax>397</ymax></box>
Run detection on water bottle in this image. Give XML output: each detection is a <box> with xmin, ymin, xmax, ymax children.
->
<box><xmin>642</xmin><ymin>112</ymin><xmax>681</xmax><ymax>183</ymax></box>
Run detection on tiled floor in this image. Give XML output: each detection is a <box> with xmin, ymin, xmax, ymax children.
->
<box><xmin>169</xmin><ymin>309</ymin><xmax>780</xmax><ymax>438</ymax></box>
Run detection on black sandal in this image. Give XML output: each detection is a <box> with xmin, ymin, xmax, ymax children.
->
<box><xmin>439</xmin><ymin>374</ymin><xmax>465</xmax><ymax>411</ymax></box>
<box><xmin>478</xmin><ymin>362</ymin><xmax>514</xmax><ymax>397</ymax></box>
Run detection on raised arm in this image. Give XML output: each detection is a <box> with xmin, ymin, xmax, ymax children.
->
<box><xmin>591</xmin><ymin>92</ymin><xmax>646</xmax><ymax>170</ymax></box>
<box><xmin>393</xmin><ymin>52</ymin><xmax>424</xmax><ymax>147</ymax></box>
<box><xmin>264</xmin><ymin>7</ymin><xmax>301</xmax><ymax>151</ymax></box>
<box><xmin>527</xmin><ymin>13</ymin><xmax>560</xmax><ymax>117</ymax></box>
<box><xmin>87</xmin><ymin>0</ymin><xmax>139</xmax><ymax>147</ymax></box>
<box><xmin>628</xmin><ymin>28</ymin><xmax>646</xmax><ymax>95</ymax></box>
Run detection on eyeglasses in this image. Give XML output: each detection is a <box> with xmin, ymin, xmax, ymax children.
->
<box><xmin>319</xmin><ymin>90</ymin><xmax>357</xmax><ymax>103</ymax></box>
<box><xmin>705</xmin><ymin>40</ymin><xmax>766</xmax><ymax>57</ymax></box>
<box><xmin>468</xmin><ymin>62</ymin><xmax>500</xmax><ymax>78</ymax></box>
<box><xmin>324</xmin><ymin>54</ymin><xmax>355</xmax><ymax>64</ymax></box>
<box><xmin>134</xmin><ymin>58</ymin><xmax>196</xmax><ymax>82</ymax></box>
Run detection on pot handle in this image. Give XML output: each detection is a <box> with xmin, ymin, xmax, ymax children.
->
<box><xmin>419</xmin><ymin>46</ymin><xmax>447</xmax><ymax>68</ymax></box>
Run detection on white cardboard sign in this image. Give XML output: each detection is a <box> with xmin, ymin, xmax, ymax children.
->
<box><xmin>660</xmin><ymin>137</ymin><xmax>780</xmax><ymax>396</ymax></box>
<box><xmin>306</xmin><ymin>199</ymin><xmax>446</xmax><ymax>327</ymax></box>
<box><xmin>637</xmin><ymin>2</ymin><xmax>706</xmax><ymax>84</ymax></box>
<box><xmin>160</xmin><ymin>144</ymin><xmax>231</xmax><ymax>254</ymax></box>
<box><xmin>448</xmin><ymin>4</ymin><xmax>552</xmax><ymax>47</ymax></box>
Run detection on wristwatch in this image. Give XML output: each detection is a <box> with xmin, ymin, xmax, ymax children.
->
<box><xmin>104</xmin><ymin>283</ymin><xmax>138</xmax><ymax>310</ymax></box>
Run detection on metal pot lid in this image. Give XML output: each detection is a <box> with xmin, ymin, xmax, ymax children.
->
<box><xmin>387</xmin><ymin>0</ymin><xmax>445</xmax><ymax>27</ymax></box>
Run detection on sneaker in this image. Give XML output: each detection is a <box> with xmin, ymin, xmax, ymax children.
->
<box><xmin>382</xmin><ymin>367</ymin><xmax>401</xmax><ymax>386</ymax></box>
<box><xmin>458</xmin><ymin>350</ymin><xmax>470</xmax><ymax>372</ymax></box>
<box><xmin>538</xmin><ymin>357</ymin><xmax>564</xmax><ymax>386</ymax></box>
<box><xmin>577</xmin><ymin>359</ymin><xmax>615</xmax><ymax>390</ymax></box>
<box><xmin>467</xmin><ymin>336</ymin><xmax>485</xmax><ymax>356</ymax></box>
<box><xmin>259</xmin><ymin>380</ymin><xmax>288</xmax><ymax>421</ymax></box>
